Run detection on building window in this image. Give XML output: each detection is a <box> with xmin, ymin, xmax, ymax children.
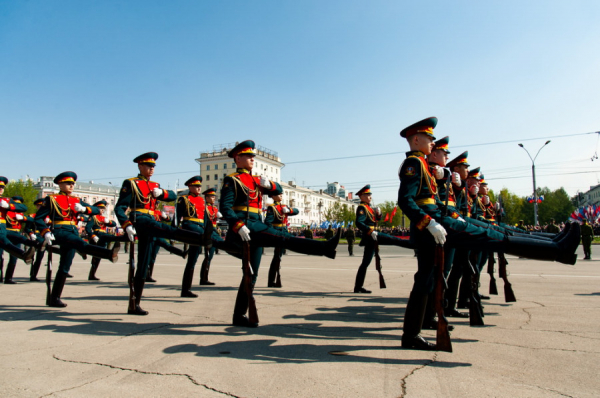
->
<box><xmin>206</xmin><ymin>165</ymin><xmax>210</xmax><ymax>171</ymax></box>
<box><xmin>207</xmin><ymin>175</ymin><xmax>210</xmax><ymax>181</ymax></box>
<box><xmin>232</xmin><ymin>163</ymin><xmax>236</xmax><ymax>168</ymax></box>
<box><xmin>223</xmin><ymin>163</ymin><xmax>227</xmax><ymax>169</ymax></box>
<box><xmin>214</xmin><ymin>174</ymin><xmax>218</xmax><ymax>180</ymax></box>
<box><xmin>215</xmin><ymin>164</ymin><xmax>218</xmax><ymax>170</ymax></box>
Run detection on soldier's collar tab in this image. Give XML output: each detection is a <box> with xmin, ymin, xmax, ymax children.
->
<box><xmin>237</xmin><ymin>168</ymin><xmax>250</xmax><ymax>174</ymax></box>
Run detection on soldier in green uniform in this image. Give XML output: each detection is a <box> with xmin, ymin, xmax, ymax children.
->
<box><xmin>220</xmin><ymin>140</ymin><xmax>341</xmax><ymax>327</ymax></box>
<box><xmin>353</xmin><ymin>185</ymin><xmax>412</xmax><ymax>293</ymax></box>
<box><xmin>581</xmin><ymin>219</ymin><xmax>594</xmax><ymax>259</ymax></box>
<box><xmin>35</xmin><ymin>172</ymin><xmax>120</xmax><ymax>307</ymax></box>
<box><xmin>114</xmin><ymin>153</ymin><xmax>208</xmax><ymax>315</ymax></box>
<box><xmin>345</xmin><ymin>227</ymin><xmax>356</xmax><ymax>256</ymax></box>
<box><xmin>199</xmin><ymin>188</ymin><xmax>225</xmax><ymax>285</ymax></box>
<box><xmin>324</xmin><ymin>225</ymin><xmax>334</xmax><ymax>240</ymax></box>
<box><xmin>397</xmin><ymin>117</ymin><xmax>581</xmax><ymax>350</ymax></box>
<box><xmin>26</xmin><ymin>198</ymin><xmax>48</xmax><ymax>282</ymax></box>
<box><xmin>264</xmin><ymin>185</ymin><xmax>299</xmax><ymax>287</ymax></box>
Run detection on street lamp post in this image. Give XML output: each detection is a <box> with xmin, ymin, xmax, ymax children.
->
<box><xmin>518</xmin><ymin>140</ymin><xmax>551</xmax><ymax>226</ymax></box>
<box><xmin>317</xmin><ymin>200</ymin><xmax>323</xmax><ymax>224</ymax></box>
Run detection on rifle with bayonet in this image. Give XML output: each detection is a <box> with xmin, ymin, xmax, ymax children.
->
<box><xmin>487</xmin><ymin>253</ymin><xmax>498</xmax><ymax>295</ymax></box>
<box><xmin>374</xmin><ymin>208</ymin><xmax>386</xmax><ymax>289</ymax></box>
<box><xmin>434</xmin><ymin>170</ymin><xmax>452</xmax><ymax>350</ymax></box>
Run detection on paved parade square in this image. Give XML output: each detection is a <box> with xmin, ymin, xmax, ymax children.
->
<box><xmin>1</xmin><ymin>245</ymin><xmax>598</xmax><ymax>398</ymax></box>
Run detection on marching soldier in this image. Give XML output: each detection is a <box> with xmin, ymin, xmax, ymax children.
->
<box><xmin>546</xmin><ymin>219</ymin><xmax>560</xmax><ymax>234</ymax></box>
<box><xmin>0</xmin><ymin>178</ymin><xmax>36</xmax><ymax>283</ymax></box>
<box><xmin>220</xmin><ymin>140</ymin><xmax>341</xmax><ymax>327</ymax></box>
<box><xmin>581</xmin><ymin>219</ymin><xmax>594</xmax><ymax>260</ymax></box>
<box><xmin>353</xmin><ymin>185</ymin><xmax>411</xmax><ymax>293</ymax></box>
<box><xmin>145</xmin><ymin>209</ymin><xmax>188</xmax><ymax>283</ymax></box>
<box><xmin>27</xmin><ymin>198</ymin><xmax>47</xmax><ymax>281</ymax></box>
<box><xmin>264</xmin><ymin>185</ymin><xmax>299</xmax><ymax>287</ymax></box>
<box><xmin>85</xmin><ymin>200</ymin><xmax>129</xmax><ymax>281</ymax></box>
<box><xmin>4</xmin><ymin>196</ymin><xmax>40</xmax><ymax>284</ymax></box>
<box><xmin>345</xmin><ymin>227</ymin><xmax>355</xmax><ymax>256</ymax></box>
<box><xmin>397</xmin><ymin>117</ymin><xmax>580</xmax><ymax>350</ymax></box>
<box><xmin>35</xmin><ymin>172</ymin><xmax>120</xmax><ymax>307</ymax></box>
<box><xmin>201</xmin><ymin>187</ymin><xmax>225</xmax><ymax>285</ymax></box>
<box><xmin>176</xmin><ymin>176</ymin><xmax>208</xmax><ymax>297</ymax></box>
<box><xmin>114</xmin><ymin>153</ymin><xmax>207</xmax><ymax>315</ymax></box>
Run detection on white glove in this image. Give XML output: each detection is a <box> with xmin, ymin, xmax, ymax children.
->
<box><xmin>426</xmin><ymin>219</ymin><xmax>447</xmax><ymax>245</ymax></box>
<box><xmin>259</xmin><ymin>176</ymin><xmax>272</xmax><ymax>189</ymax></box>
<box><xmin>371</xmin><ymin>231</ymin><xmax>378</xmax><ymax>241</ymax></box>
<box><xmin>375</xmin><ymin>207</ymin><xmax>382</xmax><ymax>216</ymax></box>
<box><xmin>16</xmin><ymin>214</ymin><xmax>24</xmax><ymax>221</ymax></box>
<box><xmin>0</xmin><ymin>200</ymin><xmax>9</xmax><ymax>209</ymax></box>
<box><xmin>282</xmin><ymin>207</ymin><xmax>291</xmax><ymax>214</ymax></box>
<box><xmin>217</xmin><ymin>212</ymin><xmax>223</xmax><ymax>218</ymax></box>
<box><xmin>469</xmin><ymin>185</ymin><xmax>479</xmax><ymax>196</ymax></box>
<box><xmin>433</xmin><ymin>165</ymin><xmax>444</xmax><ymax>180</ymax></box>
<box><xmin>457</xmin><ymin>216</ymin><xmax>466</xmax><ymax>223</ymax></box>
<box><xmin>452</xmin><ymin>172</ymin><xmax>461</xmax><ymax>185</ymax></box>
<box><xmin>161</xmin><ymin>210</ymin><xmax>168</xmax><ymax>219</ymax></box>
<box><xmin>238</xmin><ymin>225</ymin><xmax>251</xmax><ymax>241</ymax></box>
<box><xmin>152</xmin><ymin>187</ymin><xmax>163</xmax><ymax>198</ymax></box>
<box><xmin>92</xmin><ymin>235</ymin><xmax>100</xmax><ymax>243</ymax></box>
<box><xmin>495</xmin><ymin>202</ymin><xmax>501</xmax><ymax>211</ymax></box>
<box><xmin>29</xmin><ymin>233</ymin><xmax>37</xmax><ymax>241</ymax></box>
<box><xmin>482</xmin><ymin>195</ymin><xmax>490</xmax><ymax>205</ymax></box>
<box><xmin>125</xmin><ymin>225</ymin><xmax>137</xmax><ymax>242</ymax></box>
<box><xmin>74</xmin><ymin>203</ymin><xmax>87</xmax><ymax>213</ymax></box>
<box><xmin>44</xmin><ymin>232</ymin><xmax>55</xmax><ymax>246</ymax></box>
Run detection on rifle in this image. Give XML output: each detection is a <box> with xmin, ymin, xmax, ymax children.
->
<box><xmin>434</xmin><ymin>244</ymin><xmax>452</xmax><ymax>351</ymax></box>
<box><xmin>128</xmin><ymin>239</ymin><xmax>136</xmax><ymax>311</ymax></box>
<box><xmin>467</xmin><ymin>253</ymin><xmax>485</xmax><ymax>326</ymax></box>
<box><xmin>487</xmin><ymin>253</ymin><xmax>498</xmax><ymax>295</ymax></box>
<box><xmin>498</xmin><ymin>252</ymin><xmax>517</xmax><ymax>302</ymax></box>
<box><xmin>242</xmin><ymin>241</ymin><xmax>258</xmax><ymax>324</ymax></box>
<box><xmin>374</xmin><ymin>209</ymin><xmax>386</xmax><ymax>289</ymax></box>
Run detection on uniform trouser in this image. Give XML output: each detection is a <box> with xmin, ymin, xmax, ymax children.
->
<box><xmin>583</xmin><ymin>238</ymin><xmax>592</xmax><ymax>258</ymax></box>
<box><xmin>347</xmin><ymin>241</ymin><xmax>354</xmax><ymax>255</ymax></box>
<box><xmin>53</xmin><ymin>226</ymin><xmax>108</xmax><ymax>274</ymax></box>
<box><xmin>31</xmin><ymin>235</ymin><xmax>45</xmax><ymax>279</ymax></box>
<box><xmin>0</xmin><ymin>224</ymin><xmax>29</xmax><ymax>261</ymax></box>
<box><xmin>267</xmin><ymin>226</ymin><xmax>286</xmax><ymax>285</ymax></box>
<box><xmin>181</xmin><ymin>221</ymin><xmax>204</xmax><ymax>276</ymax></box>
<box><xmin>5</xmin><ymin>242</ymin><xmax>21</xmax><ymax>281</ymax></box>
<box><xmin>132</xmin><ymin>215</ymin><xmax>203</xmax><ymax>282</ymax></box>
<box><xmin>354</xmin><ymin>233</ymin><xmax>412</xmax><ymax>289</ymax></box>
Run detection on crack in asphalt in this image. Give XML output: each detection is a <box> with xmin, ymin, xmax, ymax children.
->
<box><xmin>485</xmin><ymin>341</ymin><xmax>599</xmax><ymax>354</ymax></box>
<box><xmin>399</xmin><ymin>353</ymin><xmax>437</xmax><ymax>397</ymax></box>
<box><xmin>52</xmin><ymin>355</ymin><xmax>241</xmax><ymax>397</ymax></box>
<box><xmin>525</xmin><ymin>383</ymin><xmax>575</xmax><ymax>397</ymax></box>
<box><xmin>40</xmin><ymin>369</ymin><xmax>120</xmax><ymax>397</ymax></box>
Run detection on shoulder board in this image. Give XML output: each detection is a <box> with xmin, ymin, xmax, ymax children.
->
<box><xmin>227</xmin><ymin>172</ymin><xmax>240</xmax><ymax>178</ymax></box>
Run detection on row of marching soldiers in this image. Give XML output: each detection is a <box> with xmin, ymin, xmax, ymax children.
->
<box><xmin>0</xmin><ymin>127</ymin><xmax>581</xmax><ymax>351</ymax></box>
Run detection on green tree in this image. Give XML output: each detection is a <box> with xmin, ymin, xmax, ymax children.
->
<box><xmin>3</xmin><ymin>179</ymin><xmax>39</xmax><ymax>215</ymax></box>
<box><xmin>376</xmin><ymin>200</ymin><xmax>409</xmax><ymax>228</ymax></box>
<box><xmin>496</xmin><ymin>188</ymin><xmax>526</xmax><ymax>226</ymax></box>
<box><xmin>323</xmin><ymin>202</ymin><xmax>355</xmax><ymax>225</ymax></box>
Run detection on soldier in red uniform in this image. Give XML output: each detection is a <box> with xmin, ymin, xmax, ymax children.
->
<box><xmin>35</xmin><ymin>172</ymin><xmax>120</xmax><ymax>307</ymax></box>
<box><xmin>114</xmin><ymin>153</ymin><xmax>208</xmax><ymax>315</ymax></box>
<box><xmin>3</xmin><ymin>196</ymin><xmax>40</xmax><ymax>284</ymax></box>
<box><xmin>201</xmin><ymin>188</ymin><xmax>224</xmax><ymax>285</ymax></box>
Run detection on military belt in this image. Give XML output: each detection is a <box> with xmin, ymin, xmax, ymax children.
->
<box><xmin>0</xmin><ymin>219</ymin><xmax>5</xmax><ymax>224</ymax></box>
<box><xmin>272</xmin><ymin>223</ymin><xmax>285</xmax><ymax>227</ymax></box>
<box><xmin>232</xmin><ymin>206</ymin><xmax>262</xmax><ymax>214</ymax></box>
<box><xmin>7</xmin><ymin>228</ymin><xmax>20</xmax><ymax>232</ymax></box>
<box><xmin>55</xmin><ymin>221</ymin><xmax>77</xmax><ymax>226</ymax></box>
<box><xmin>183</xmin><ymin>217</ymin><xmax>204</xmax><ymax>223</ymax></box>
<box><xmin>415</xmin><ymin>198</ymin><xmax>436</xmax><ymax>206</ymax></box>
<box><xmin>135</xmin><ymin>209</ymin><xmax>156</xmax><ymax>215</ymax></box>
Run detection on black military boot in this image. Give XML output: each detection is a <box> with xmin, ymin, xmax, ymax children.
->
<box><xmin>267</xmin><ymin>257</ymin><xmax>278</xmax><ymax>288</ymax></box>
<box><xmin>88</xmin><ymin>257</ymin><xmax>101</xmax><ymax>281</ymax></box>
<box><xmin>401</xmin><ymin>291</ymin><xmax>436</xmax><ymax>350</ymax></box>
<box><xmin>505</xmin><ymin>222</ymin><xmax>580</xmax><ymax>265</ymax></box>
<box><xmin>84</xmin><ymin>243</ymin><xmax>119</xmax><ymax>263</ymax></box>
<box><xmin>165</xmin><ymin>243</ymin><xmax>188</xmax><ymax>259</ymax></box>
<box><xmin>353</xmin><ymin>265</ymin><xmax>371</xmax><ymax>293</ymax></box>
<box><xmin>146</xmin><ymin>261</ymin><xmax>156</xmax><ymax>282</ymax></box>
<box><xmin>232</xmin><ymin>280</ymin><xmax>257</xmax><ymax>327</ymax></box>
<box><xmin>171</xmin><ymin>228</ymin><xmax>203</xmax><ymax>246</ymax></box>
<box><xmin>48</xmin><ymin>272</ymin><xmax>68</xmax><ymax>308</ymax></box>
<box><xmin>4</xmin><ymin>260</ymin><xmax>17</xmax><ymax>284</ymax></box>
<box><xmin>30</xmin><ymin>250</ymin><xmax>44</xmax><ymax>281</ymax></box>
<box><xmin>200</xmin><ymin>258</ymin><xmax>215</xmax><ymax>285</ymax></box>
<box><xmin>128</xmin><ymin>278</ymin><xmax>149</xmax><ymax>315</ymax></box>
<box><xmin>283</xmin><ymin>227</ymin><xmax>341</xmax><ymax>259</ymax></box>
<box><xmin>181</xmin><ymin>267</ymin><xmax>198</xmax><ymax>297</ymax></box>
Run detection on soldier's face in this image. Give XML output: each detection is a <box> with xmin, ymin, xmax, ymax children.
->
<box><xmin>59</xmin><ymin>182</ymin><xmax>75</xmax><ymax>194</ymax></box>
<box><xmin>189</xmin><ymin>185</ymin><xmax>201</xmax><ymax>195</ymax></box>
<box><xmin>414</xmin><ymin>133</ymin><xmax>435</xmax><ymax>155</ymax></box>
<box><xmin>272</xmin><ymin>194</ymin><xmax>282</xmax><ymax>202</ymax></box>
<box><xmin>138</xmin><ymin>164</ymin><xmax>155</xmax><ymax>178</ymax></box>
<box><xmin>359</xmin><ymin>193</ymin><xmax>372</xmax><ymax>204</ymax></box>
<box><xmin>480</xmin><ymin>185</ymin><xmax>488</xmax><ymax>195</ymax></box>
<box><xmin>429</xmin><ymin>149</ymin><xmax>448</xmax><ymax>166</ymax></box>
<box><xmin>454</xmin><ymin>165</ymin><xmax>469</xmax><ymax>180</ymax></box>
<box><xmin>236</xmin><ymin>154</ymin><xmax>255</xmax><ymax>170</ymax></box>
<box><xmin>205</xmin><ymin>195</ymin><xmax>216</xmax><ymax>204</ymax></box>
<box><xmin>0</xmin><ymin>187</ymin><xmax>4</xmax><ymax>196</ymax></box>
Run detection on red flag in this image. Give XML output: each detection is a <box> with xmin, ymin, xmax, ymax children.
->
<box><xmin>383</xmin><ymin>213</ymin><xmax>389</xmax><ymax>222</ymax></box>
<box><xmin>391</xmin><ymin>207</ymin><xmax>398</xmax><ymax>218</ymax></box>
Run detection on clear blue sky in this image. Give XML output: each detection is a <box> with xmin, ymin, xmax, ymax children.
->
<box><xmin>2</xmin><ymin>1</ymin><xmax>599</xmax><ymax>204</ymax></box>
